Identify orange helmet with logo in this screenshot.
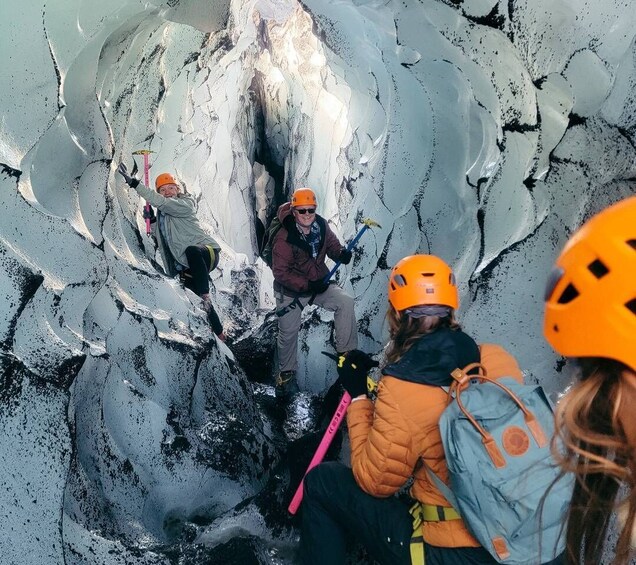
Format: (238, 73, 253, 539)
(291, 188, 317, 208)
(155, 173, 177, 191)
(543, 196, 636, 371)
(388, 254, 459, 311)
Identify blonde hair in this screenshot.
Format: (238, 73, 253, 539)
(552, 359, 636, 564)
(384, 306, 459, 365)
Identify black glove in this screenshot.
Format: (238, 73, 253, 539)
(142, 206, 156, 223)
(339, 248, 352, 265)
(337, 350, 379, 398)
(117, 162, 140, 188)
(308, 278, 330, 294)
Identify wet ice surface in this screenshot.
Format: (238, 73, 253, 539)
(1, 0, 635, 563)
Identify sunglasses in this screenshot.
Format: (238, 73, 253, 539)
(295, 208, 316, 215)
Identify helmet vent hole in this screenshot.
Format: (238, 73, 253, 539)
(544, 266, 564, 301)
(627, 239, 636, 250)
(557, 283, 579, 304)
(626, 299, 636, 315)
(393, 274, 407, 287)
(587, 259, 609, 279)
(421, 272, 434, 277)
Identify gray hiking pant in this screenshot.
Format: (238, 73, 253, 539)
(275, 284, 358, 373)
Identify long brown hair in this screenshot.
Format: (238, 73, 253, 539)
(552, 358, 636, 564)
(384, 306, 460, 364)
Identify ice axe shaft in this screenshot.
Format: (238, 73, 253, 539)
(132, 149, 154, 235)
(307, 218, 381, 307)
(325, 218, 381, 282)
(288, 388, 351, 515)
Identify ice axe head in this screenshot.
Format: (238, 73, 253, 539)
(321, 351, 339, 362)
(361, 218, 381, 229)
(342, 217, 381, 253)
(321, 351, 377, 395)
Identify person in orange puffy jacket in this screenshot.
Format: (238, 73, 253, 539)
(300, 254, 563, 565)
(544, 196, 636, 565)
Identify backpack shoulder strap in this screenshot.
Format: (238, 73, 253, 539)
(420, 379, 467, 511)
(422, 461, 460, 510)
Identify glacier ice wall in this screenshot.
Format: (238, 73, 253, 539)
(0, 0, 635, 563)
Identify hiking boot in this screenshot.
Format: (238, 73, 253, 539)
(275, 370, 300, 401)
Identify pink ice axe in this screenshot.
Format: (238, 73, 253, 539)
(288, 350, 372, 515)
(288, 365, 351, 515)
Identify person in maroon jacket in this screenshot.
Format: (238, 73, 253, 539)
(271, 187, 358, 400)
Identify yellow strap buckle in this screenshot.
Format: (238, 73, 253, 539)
(420, 503, 461, 522)
(409, 501, 424, 530)
(408, 501, 460, 565)
(410, 501, 460, 527)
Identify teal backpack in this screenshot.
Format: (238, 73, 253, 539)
(425, 363, 573, 564)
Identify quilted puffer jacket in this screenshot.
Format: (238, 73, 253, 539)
(347, 331, 523, 548)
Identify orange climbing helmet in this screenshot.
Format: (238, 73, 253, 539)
(155, 172, 177, 191)
(543, 195, 636, 371)
(388, 254, 459, 311)
(291, 188, 317, 208)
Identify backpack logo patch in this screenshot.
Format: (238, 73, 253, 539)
(502, 426, 530, 457)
